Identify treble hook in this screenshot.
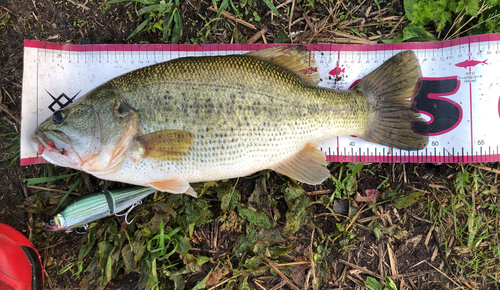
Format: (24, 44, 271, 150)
(72, 224, 89, 234)
(115, 201, 143, 224)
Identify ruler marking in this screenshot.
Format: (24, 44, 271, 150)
(468, 41, 474, 153)
(469, 82, 474, 151)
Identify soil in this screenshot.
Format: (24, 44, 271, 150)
(0, 0, 498, 289)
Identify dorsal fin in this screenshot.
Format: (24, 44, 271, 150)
(245, 46, 320, 86)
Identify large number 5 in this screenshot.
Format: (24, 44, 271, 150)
(412, 77, 462, 136)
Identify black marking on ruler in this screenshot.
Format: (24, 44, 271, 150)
(443, 147, 446, 163)
(46, 90, 80, 112)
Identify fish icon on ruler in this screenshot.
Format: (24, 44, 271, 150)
(329, 67, 345, 75)
(455, 59, 488, 69)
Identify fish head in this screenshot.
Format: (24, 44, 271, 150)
(46, 213, 67, 231)
(31, 88, 139, 173)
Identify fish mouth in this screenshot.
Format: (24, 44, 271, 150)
(46, 224, 63, 231)
(31, 129, 71, 157)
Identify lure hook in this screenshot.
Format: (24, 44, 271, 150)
(72, 224, 89, 234)
(115, 201, 142, 224)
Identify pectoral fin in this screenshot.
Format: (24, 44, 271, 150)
(270, 143, 330, 185)
(135, 129, 195, 161)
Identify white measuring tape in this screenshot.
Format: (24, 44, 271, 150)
(21, 34, 500, 165)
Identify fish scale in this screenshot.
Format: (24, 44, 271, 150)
(104, 55, 369, 181)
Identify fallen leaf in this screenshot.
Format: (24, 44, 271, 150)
(205, 267, 230, 287)
(355, 189, 381, 203)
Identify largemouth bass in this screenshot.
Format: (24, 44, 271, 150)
(31, 46, 427, 197)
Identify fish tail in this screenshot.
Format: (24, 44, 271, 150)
(355, 51, 428, 150)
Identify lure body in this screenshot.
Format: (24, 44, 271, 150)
(47, 186, 156, 231)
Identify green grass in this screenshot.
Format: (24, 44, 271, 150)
(424, 165, 500, 288)
(0, 131, 19, 170)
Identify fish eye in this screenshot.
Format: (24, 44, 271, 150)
(53, 111, 65, 124)
(49, 217, 56, 226)
(114, 100, 132, 120)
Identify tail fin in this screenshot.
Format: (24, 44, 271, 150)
(355, 51, 428, 150)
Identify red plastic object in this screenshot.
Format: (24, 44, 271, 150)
(0, 223, 44, 290)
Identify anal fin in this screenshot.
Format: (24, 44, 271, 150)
(270, 143, 330, 185)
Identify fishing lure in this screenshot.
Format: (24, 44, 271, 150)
(47, 186, 156, 232)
